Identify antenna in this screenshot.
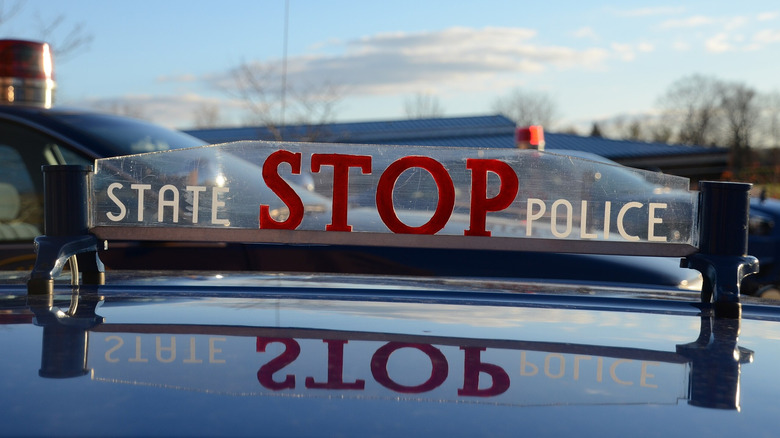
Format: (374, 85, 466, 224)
(280, 0, 289, 140)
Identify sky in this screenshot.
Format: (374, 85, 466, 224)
(2, 0, 779, 131)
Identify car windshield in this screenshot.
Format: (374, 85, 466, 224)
(49, 112, 208, 155)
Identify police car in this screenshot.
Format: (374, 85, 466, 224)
(1, 138, 777, 436)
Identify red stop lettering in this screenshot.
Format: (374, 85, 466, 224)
(370, 342, 448, 393)
(256, 337, 301, 390)
(259, 150, 305, 230)
(311, 154, 372, 232)
(465, 159, 519, 236)
(458, 346, 510, 397)
(376, 156, 455, 234)
(304, 339, 365, 390)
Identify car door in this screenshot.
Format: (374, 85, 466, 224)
(0, 118, 91, 269)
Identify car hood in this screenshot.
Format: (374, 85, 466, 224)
(1, 271, 779, 436)
(751, 196, 780, 215)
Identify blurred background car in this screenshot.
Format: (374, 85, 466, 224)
(745, 194, 780, 298)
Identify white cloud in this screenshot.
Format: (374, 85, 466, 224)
(660, 15, 715, 29)
(658, 13, 779, 53)
(84, 26, 621, 128)
(706, 33, 732, 53)
(68, 24, 711, 128)
(572, 26, 599, 40)
(610, 43, 636, 61)
(754, 29, 780, 44)
(696, 26, 780, 53)
(612, 7, 686, 17)
(607, 42, 654, 62)
(156, 74, 198, 83)
(757, 11, 779, 21)
(227, 27, 614, 96)
(724, 16, 748, 31)
(637, 43, 655, 53)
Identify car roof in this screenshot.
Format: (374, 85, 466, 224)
(1, 271, 779, 436)
(0, 104, 206, 158)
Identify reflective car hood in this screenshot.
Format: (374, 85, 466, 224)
(751, 196, 780, 215)
(1, 272, 779, 436)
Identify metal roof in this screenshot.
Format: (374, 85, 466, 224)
(546, 132, 726, 159)
(185, 114, 726, 160)
(186, 115, 514, 145)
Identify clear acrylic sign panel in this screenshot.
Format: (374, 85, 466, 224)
(90, 141, 699, 256)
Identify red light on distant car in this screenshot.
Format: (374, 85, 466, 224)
(515, 125, 545, 151)
(0, 39, 56, 107)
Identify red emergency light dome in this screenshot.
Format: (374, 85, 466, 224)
(0, 39, 56, 108)
(515, 125, 545, 151)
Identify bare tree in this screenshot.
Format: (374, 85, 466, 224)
(192, 103, 222, 128)
(658, 74, 765, 176)
(287, 80, 342, 130)
(758, 91, 780, 148)
(0, 1, 23, 26)
(0, 2, 92, 61)
(404, 93, 444, 119)
(595, 114, 675, 143)
(626, 120, 644, 141)
(589, 122, 603, 137)
(719, 81, 759, 173)
(492, 89, 558, 128)
(227, 60, 343, 140)
(557, 125, 581, 135)
(657, 74, 721, 146)
(33, 12, 93, 61)
(599, 115, 641, 140)
(648, 123, 674, 144)
(94, 100, 149, 120)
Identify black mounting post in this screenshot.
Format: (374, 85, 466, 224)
(682, 181, 758, 318)
(676, 313, 752, 410)
(27, 165, 105, 295)
(30, 291, 104, 378)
